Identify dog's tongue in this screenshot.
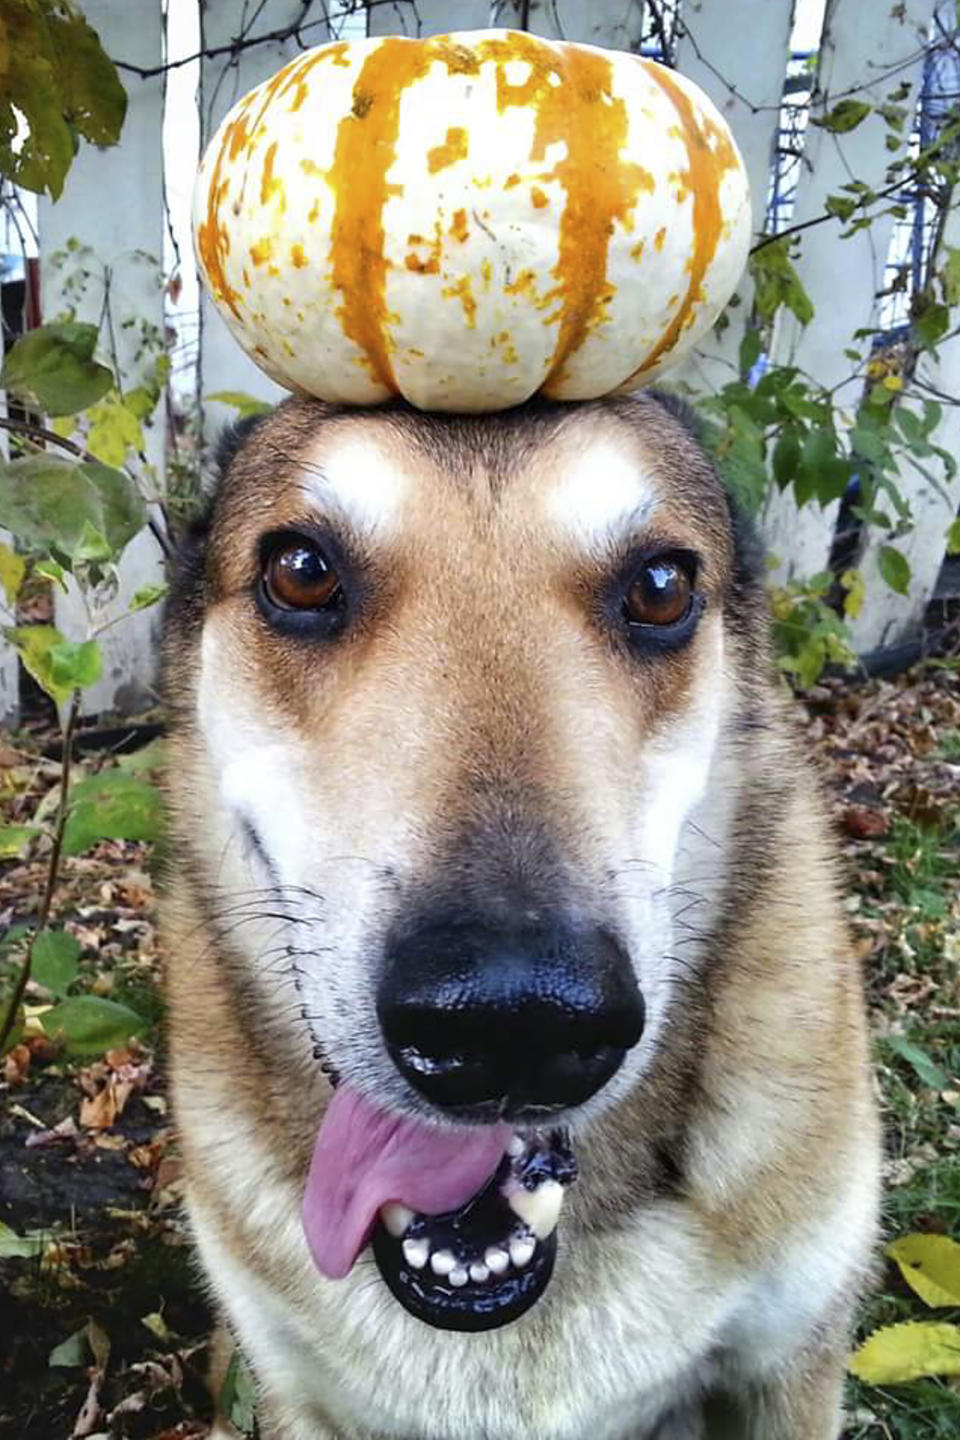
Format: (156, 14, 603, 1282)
(302, 1085, 510, 1279)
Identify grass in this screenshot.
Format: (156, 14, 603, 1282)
(844, 802, 960, 1438)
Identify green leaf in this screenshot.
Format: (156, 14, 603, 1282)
(129, 582, 168, 612)
(825, 192, 858, 222)
(0, 0, 126, 199)
(912, 299, 950, 350)
(44, 5, 127, 147)
(0, 322, 113, 415)
(48, 638, 102, 692)
(738, 328, 762, 377)
(0, 1220, 46, 1260)
(887, 1234, 960, 1309)
(4, 624, 74, 704)
(878, 545, 911, 597)
(941, 246, 960, 306)
(116, 737, 166, 777)
(48, 1326, 88, 1369)
(772, 428, 802, 489)
(848, 1321, 960, 1384)
(947, 518, 960, 556)
(62, 772, 163, 856)
(749, 240, 814, 326)
(0, 823, 40, 860)
(206, 391, 273, 420)
(34, 558, 68, 593)
(40, 995, 146, 1055)
(811, 99, 873, 134)
(0, 921, 30, 957)
(31, 930, 81, 999)
(881, 1032, 947, 1089)
(0, 454, 146, 562)
(0, 541, 25, 604)
(220, 1348, 257, 1437)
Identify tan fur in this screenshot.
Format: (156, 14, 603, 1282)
(162, 395, 879, 1440)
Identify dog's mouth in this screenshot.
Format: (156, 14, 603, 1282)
(301, 1085, 578, 1332)
(372, 1130, 577, 1331)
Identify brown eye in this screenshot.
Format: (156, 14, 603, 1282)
(263, 539, 341, 611)
(624, 555, 693, 627)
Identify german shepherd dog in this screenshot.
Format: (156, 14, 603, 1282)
(162, 393, 880, 1440)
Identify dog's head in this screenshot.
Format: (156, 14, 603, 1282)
(164, 393, 770, 1330)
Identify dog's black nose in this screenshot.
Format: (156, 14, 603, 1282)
(377, 922, 644, 1117)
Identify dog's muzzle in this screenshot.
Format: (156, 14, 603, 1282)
(364, 919, 644, 1330)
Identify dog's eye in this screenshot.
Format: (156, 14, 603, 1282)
(624, 555, 694, 628)
(263, 539, 341, 611)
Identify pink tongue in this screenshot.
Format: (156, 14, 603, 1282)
(302, 1085, 510, 1279)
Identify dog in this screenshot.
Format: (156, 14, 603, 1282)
(161, 392, 880, 1440)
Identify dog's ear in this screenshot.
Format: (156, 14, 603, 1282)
(645, 388, 704, 443)
(163, 413, 272, 641)
(214, 410, 273, 477)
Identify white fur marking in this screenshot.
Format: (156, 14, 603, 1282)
(546, 440, 656, 549)
(300, 432, 407, 538)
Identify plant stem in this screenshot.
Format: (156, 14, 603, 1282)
(0, 688, 81, 1054)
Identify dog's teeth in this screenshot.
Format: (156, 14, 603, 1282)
(507, 1134, 525, 1158)
(485, 1246, 509, 1275)
(469, 1262, 490, 1283)
(381, 1202, 415, 1238)
(505, 1178, 565, 1239)
(402, 1237, 429, 1270)
(449, 1266, 469, 1287)
(430, 1249, 456, 1277)
(509, 1236, 536, 1269)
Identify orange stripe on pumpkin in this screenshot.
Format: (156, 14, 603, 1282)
(477, 33, 654, 393)
(327, 39, 431, 391)
(626, 65, 739, 383)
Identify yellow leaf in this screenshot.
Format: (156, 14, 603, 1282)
(882, 374, 903, 392)
(840, 568, 865, 620)
(848, 1321, 960, 1384)
(887, 1233, 960, 1308)
(0, 542, 26, 604)
(85, 391, 144, 466)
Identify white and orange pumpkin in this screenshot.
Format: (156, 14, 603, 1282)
(193, 29, 750, 412)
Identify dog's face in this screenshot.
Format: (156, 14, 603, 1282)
(166, 393, 767, 1331)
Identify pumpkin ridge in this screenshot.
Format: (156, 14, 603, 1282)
(628, 63, 739, 383)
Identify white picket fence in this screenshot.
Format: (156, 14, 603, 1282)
(0, 0, 957, 719)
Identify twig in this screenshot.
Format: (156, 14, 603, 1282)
(0, 416, 85, 457)
(0, 689, 82, 1054)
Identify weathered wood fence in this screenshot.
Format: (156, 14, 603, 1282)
(0, 0, 957, 718)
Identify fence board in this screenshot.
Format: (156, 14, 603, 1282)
(367, 0, 489, 34)
(850, 191, 960, 652)
(37, 0, 167, 716)
(198, 1, 316, 438)
(671, 0, 793, 394)
(762, 0, 932, 585)
(369, 1, 644, 46)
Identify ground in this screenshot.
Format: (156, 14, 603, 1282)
(0, 667, 958, 1439)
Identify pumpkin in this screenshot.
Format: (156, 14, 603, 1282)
(193, 29, 750, 413)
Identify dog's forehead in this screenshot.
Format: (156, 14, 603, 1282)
(258, 401, 684, 546)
